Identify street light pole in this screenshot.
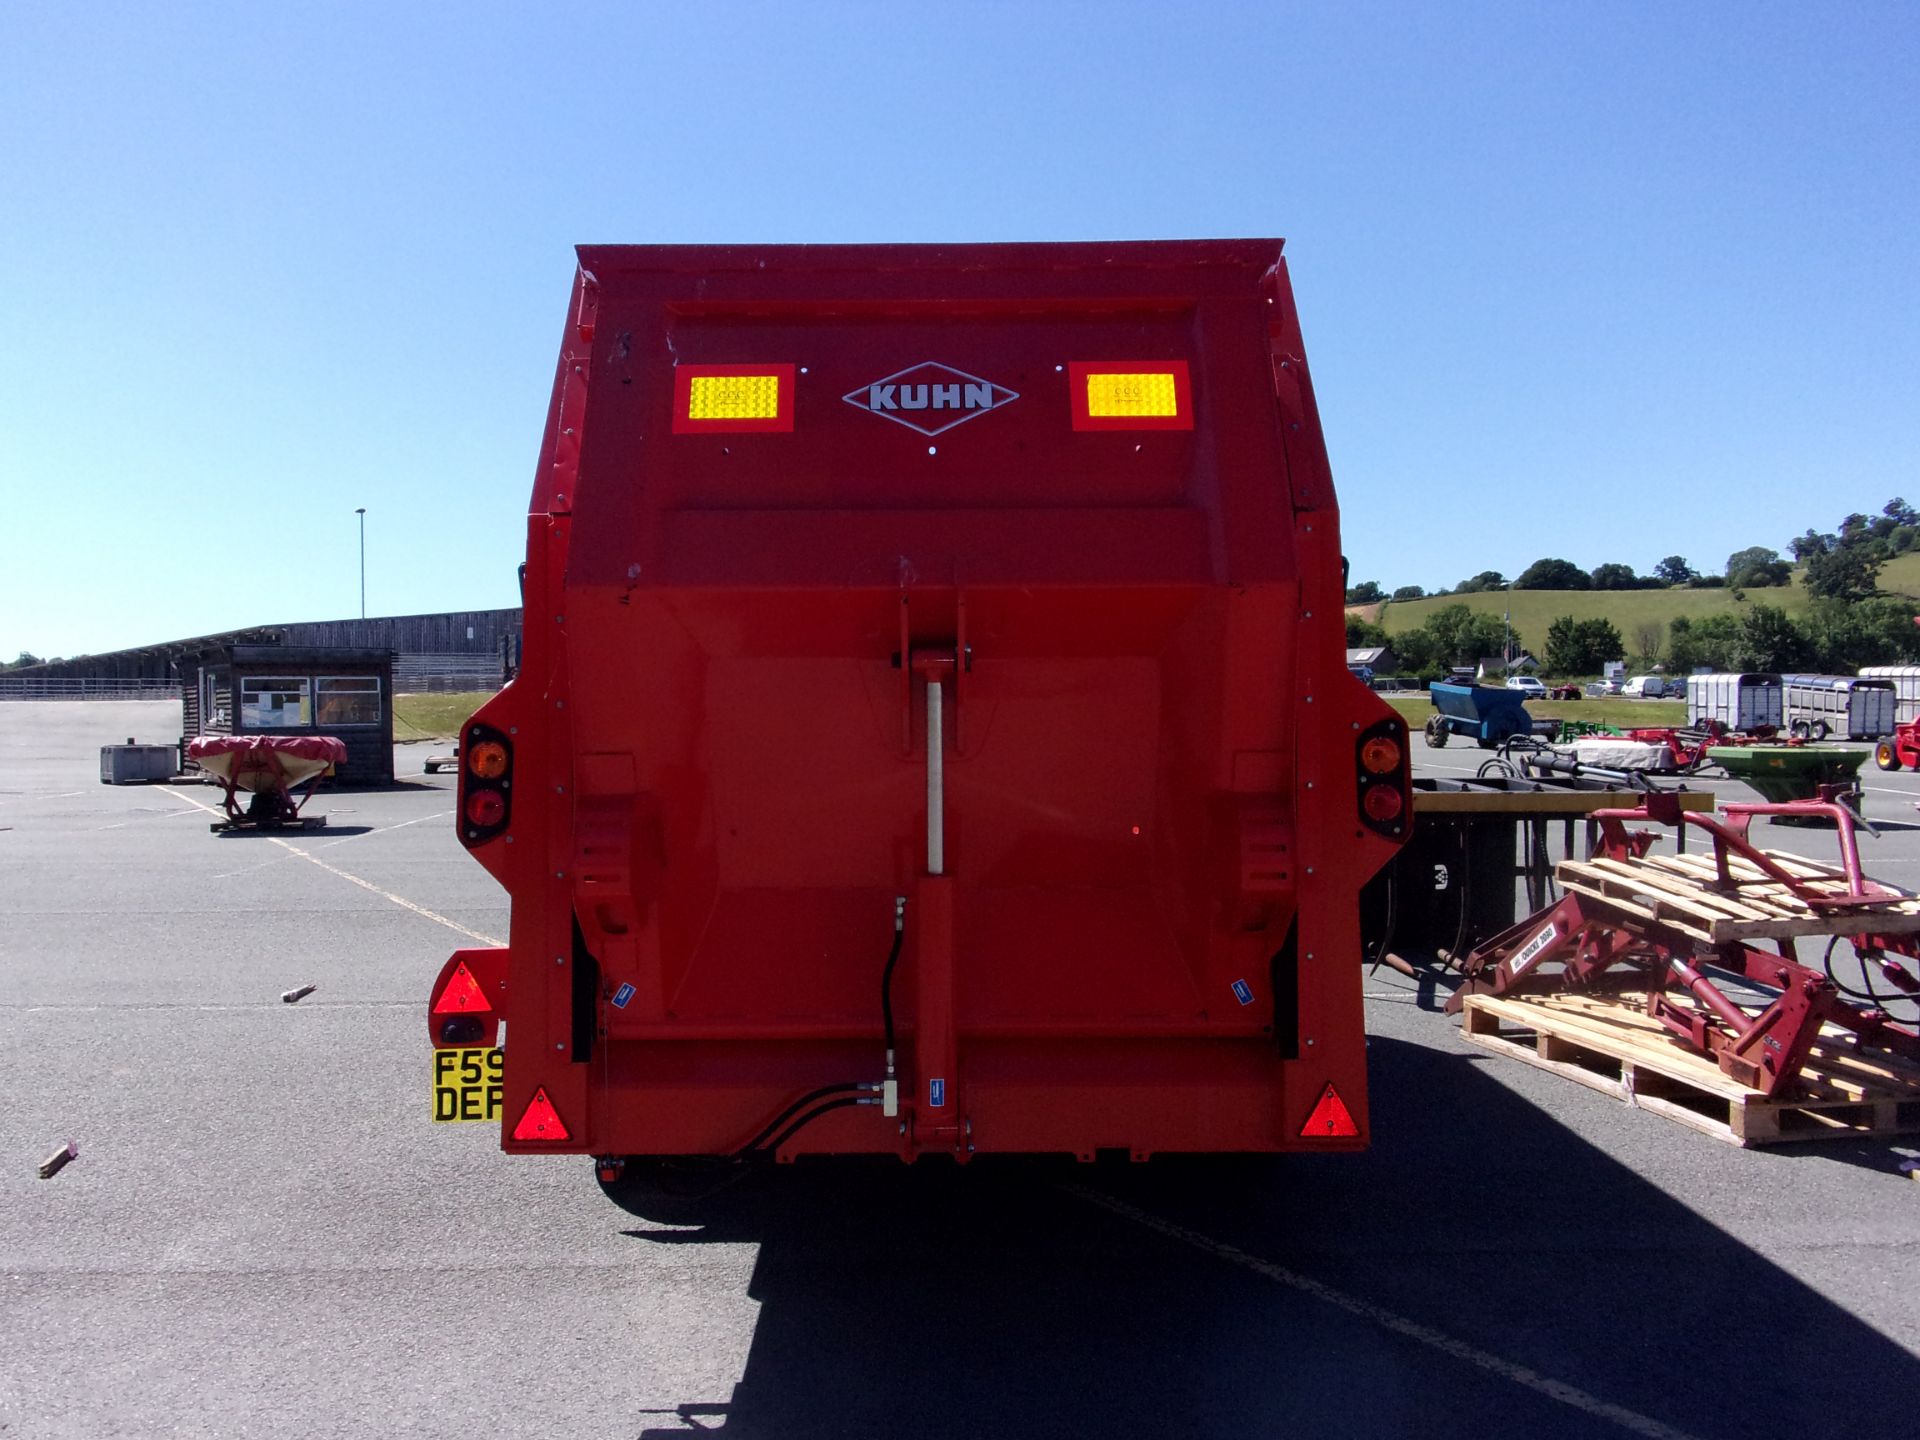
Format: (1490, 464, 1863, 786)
(355, 508, 367, 620)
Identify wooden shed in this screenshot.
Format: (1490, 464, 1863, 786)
(180, 644, 396, 786)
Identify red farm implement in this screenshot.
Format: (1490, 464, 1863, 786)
(1619, 725, 1724, 774)
(427, 241, 1410, 1189)
(1445, 790, 1920, 1105)
(1613, 721, 1800, 776)
(1874, 719, 1920, 773)
(187, 735, 346, 833)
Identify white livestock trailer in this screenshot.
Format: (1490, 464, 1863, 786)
(1686, 672, 1783, 731)
(1857, 665, 1920, 724)
(1781, 674, 1897, 741)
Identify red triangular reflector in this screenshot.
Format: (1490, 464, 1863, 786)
(1300, 1083, 1359, 1138)
(432, 961, 489, 1014)
(512, 1087, 570, 1142)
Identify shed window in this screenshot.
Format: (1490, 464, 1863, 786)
(241, 676, 311, 728)
(317, 675, 382, 727)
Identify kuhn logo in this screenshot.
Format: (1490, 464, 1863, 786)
(843, 361, 1018, 437)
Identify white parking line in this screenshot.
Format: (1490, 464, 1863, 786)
(313, 809, 454, 849)
(211, 809, 459, 877)
(99, 806, 205, 830)
(1068, 1188, 1704, 1440)
(7, 1000, 419, 1012)
(163, 789, 503, 947)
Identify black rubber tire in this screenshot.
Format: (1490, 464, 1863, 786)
(595, 1156, 754, 1220)
(1481, 723, 1521, 751)
(1791, 720, 1812, 741)
(1877, 742, 1902, 772)
(1424, 717, 1449, 749)
(1813, 720, 1831, 741)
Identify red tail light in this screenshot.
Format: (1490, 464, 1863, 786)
(465, 790, 506, 827)
(1355, 718, 1410, 838)
(459, 723, 513, 847)
(1363, 785, 1404, 823)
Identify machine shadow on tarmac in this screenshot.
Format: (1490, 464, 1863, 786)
(611, 1035, 1920, 1440)
(211, 824, 377, 840)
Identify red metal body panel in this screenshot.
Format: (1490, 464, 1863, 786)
(1877, 720, 1920, 771)
(437, 241, 1408, 1164)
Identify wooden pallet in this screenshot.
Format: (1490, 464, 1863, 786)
(1555, 849, 1920, 944)
(1458, 990, 1920, 1146)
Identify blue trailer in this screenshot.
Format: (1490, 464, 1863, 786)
(1424, 682, 1558, 749)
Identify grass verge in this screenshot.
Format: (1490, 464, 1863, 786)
(1368, 552, 1920, 647)
(392, 691, 496, 743)
(1386, 696, 1687, 731)
(396, 690, 1689, 744)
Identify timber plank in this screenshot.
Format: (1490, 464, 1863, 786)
(1458, 991, 1920, 1148)
(1577, 858, 1769, 921)
(1558, 878, 1713, 942)
(1553, 855, 1920, 942)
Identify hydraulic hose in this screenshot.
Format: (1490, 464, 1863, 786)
(1822, 937, 1920, 1024)
(1438, 826, 1474, 973)
(1364, 865, 1399, 974)
(881, 896, 906, 1079)
(752, 1096, 876, 1156)
(733, 901, 908, 1160)
(737, 1084, 867, 1155)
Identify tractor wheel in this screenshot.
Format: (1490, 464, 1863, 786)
(1424, 717, 1449, 748)
(1877, 742, 1903, 772)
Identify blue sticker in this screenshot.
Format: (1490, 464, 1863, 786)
(1231, 979, 1254, 1006)
(610, 983, 635, 1010)
(929, 1077, 946, 1108)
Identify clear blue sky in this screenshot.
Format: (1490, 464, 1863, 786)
(2, 2, 1915, 659)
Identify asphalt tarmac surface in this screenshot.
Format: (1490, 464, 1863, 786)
(3, 702, 1917, 1438)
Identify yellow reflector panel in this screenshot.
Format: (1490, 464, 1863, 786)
(688, 373, 781, 420)
(1085, 372, 1179, 418)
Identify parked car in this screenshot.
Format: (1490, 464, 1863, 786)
(1505, 676, 1548, 699)
(1586, 678, 1624, 697)
(1622, 675, 1667, 698)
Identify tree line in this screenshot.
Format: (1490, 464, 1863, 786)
(1345, 498, 1920, 681)
(1348, 597, 1920, 683)
(1346, 498, 1920, 606)
(1347, 606, 1524, 679)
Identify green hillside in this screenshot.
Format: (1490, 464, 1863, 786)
(1374, 553, 1920, 643)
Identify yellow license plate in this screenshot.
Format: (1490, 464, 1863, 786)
(432, 1047, 503, 1123)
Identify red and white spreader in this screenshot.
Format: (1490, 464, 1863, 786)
(426, 241, 1411, 1191)
(187, 734, 346, 833)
